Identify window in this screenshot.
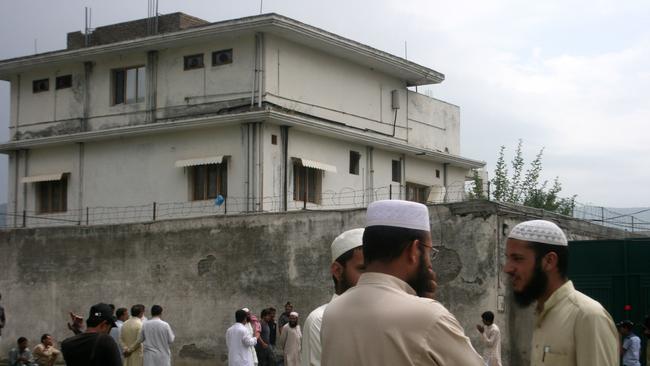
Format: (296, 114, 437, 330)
(392, 160, 401, 183)
(191, 163, 228, 201)
(406, 182, 430, 204)
(349, 151, 360, 175)
(56, 75, 72, 89)
(271, 135, 278, 145)
(435, 169, 441, 179)
(184, 54, 204, 70)
(38, 176, 68, 213)
(212, 49, 233, 66)
(293, 163, 322, 204)
(112, 66, 146, 105)
(33, 78, 49, 93)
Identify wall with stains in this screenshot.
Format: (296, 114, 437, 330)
(0, 201, 627, 365)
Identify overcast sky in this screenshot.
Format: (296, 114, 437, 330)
(1, 0, 649, 207)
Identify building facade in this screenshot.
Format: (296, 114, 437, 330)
(0, 13, 484, 227)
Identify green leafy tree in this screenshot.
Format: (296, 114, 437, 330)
(491, 146, 509, 201)
(467, 169, 486, 199)
(485, 140, 576, 215)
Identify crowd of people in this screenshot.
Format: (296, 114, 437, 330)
(3, 302, 174, 366)
(2, 199, 650, 366)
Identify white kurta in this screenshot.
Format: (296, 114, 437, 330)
(481, 324, 502, 366)
(301, 295, 337, 366)
(226, 322, 258, 366)
(245, 322, 259, 365)
(279, 324, 302, 366)
(136, 317, 175, 366)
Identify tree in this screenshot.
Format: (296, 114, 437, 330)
(471, 140, 576, 215)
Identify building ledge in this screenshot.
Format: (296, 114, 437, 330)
(0, 107, 483, 169)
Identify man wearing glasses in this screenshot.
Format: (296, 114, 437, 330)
(321, 199, 483, 366)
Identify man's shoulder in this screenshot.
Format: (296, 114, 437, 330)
(567, 289, 610, 316)
(304, 303, 328, 327)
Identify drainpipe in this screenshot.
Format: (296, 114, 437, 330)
(13, 151, 19, 227)
(365, 146, 374, 205)
(257, 122, 264, 211)
(77, 143, 85, 224)
(146, 51, 158, 123)
(443, 163, 449, 202)
(252, 32, 265, 108)
(251, 35, 258, 106)
(280, 126, 290, 211)
(83, 62, 93, 131)
(22, 149, 29, 220)
(15, 74, 21, 140)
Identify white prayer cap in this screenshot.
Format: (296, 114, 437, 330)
(241, 308, 250, 313)
(331, 228, 364, 263)
(289, 312, 299, 317)
(508, 220, 568, 246)
(366, 200, 430, 232)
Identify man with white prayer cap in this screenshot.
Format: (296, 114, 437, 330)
(503, 219, 618, 366)
(301, 228, 365, 366)
(279, 312, 302, 366)
(321, 200, 484, 366)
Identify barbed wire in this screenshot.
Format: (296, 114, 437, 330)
(0, 185, 469, 229)
(2, 184, 648, 232)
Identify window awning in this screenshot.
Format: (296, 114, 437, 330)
(296, 158, 337, 173)
(21, 173, 66, 183)
(175, 156, 224, 168)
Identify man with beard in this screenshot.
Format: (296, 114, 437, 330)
(279, 312, 301, 366)
(503, 219, 618, 366)
(301, 228, 365, 366)
(321, 200, 483, 366)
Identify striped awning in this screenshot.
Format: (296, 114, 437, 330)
(175, 156, 224, 168)
(296, 158, 337, 173)
(21, 173, 66, 183)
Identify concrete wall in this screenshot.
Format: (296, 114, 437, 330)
(0, 201, 628, 366)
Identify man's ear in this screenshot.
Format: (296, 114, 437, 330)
(406, 239, 419, 264)
(331, 261, 344, 282)
(542, 251, 559, 273)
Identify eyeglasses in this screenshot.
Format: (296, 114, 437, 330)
(418, 241, 439, 260)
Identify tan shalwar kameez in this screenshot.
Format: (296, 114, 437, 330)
(530, 281, 618, 366)
(279, 323, 302, 366)
(321, 272, 484, 366)
(121, 317, 144, 366)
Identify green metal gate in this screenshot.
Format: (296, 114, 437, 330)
(569, 238, 650, 365)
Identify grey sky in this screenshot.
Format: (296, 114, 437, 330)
(1, 0, 649, 207)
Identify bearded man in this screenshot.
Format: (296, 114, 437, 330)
(279, 312, 301, 366)
(321, 200, 483, 366)
(301, 228, 365, 366)
(504, 219, 618, 366)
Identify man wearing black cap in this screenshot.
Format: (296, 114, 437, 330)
(618, 320, 641, 366)
(61, 303, 122, 366)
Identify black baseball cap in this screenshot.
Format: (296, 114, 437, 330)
(88, 303, 117, 328)
(616, 320, 634, 329)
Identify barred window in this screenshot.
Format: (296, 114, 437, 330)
(293, 163, 322, 204)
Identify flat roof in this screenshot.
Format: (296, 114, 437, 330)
(0, 13, 444, 86)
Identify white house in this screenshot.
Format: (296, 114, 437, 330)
(0, 13, 484, 227)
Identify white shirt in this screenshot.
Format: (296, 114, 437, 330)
(622, 334, 641, 366)
(110, 319, 125, 346)
(480, 323, 502, 366)
(226, 322, 257, 366)
(301, 294, 337, 366)
(138, 317, 175, 366)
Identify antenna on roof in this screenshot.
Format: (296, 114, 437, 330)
(404, 41, 407, 60)
(84, 7, 93, 47)
(147, 0, 160, 35)
(34, 39, 38, 54)
(260, 0, 264, 14)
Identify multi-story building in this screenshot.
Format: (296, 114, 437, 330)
(0, 12, 484, 227)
